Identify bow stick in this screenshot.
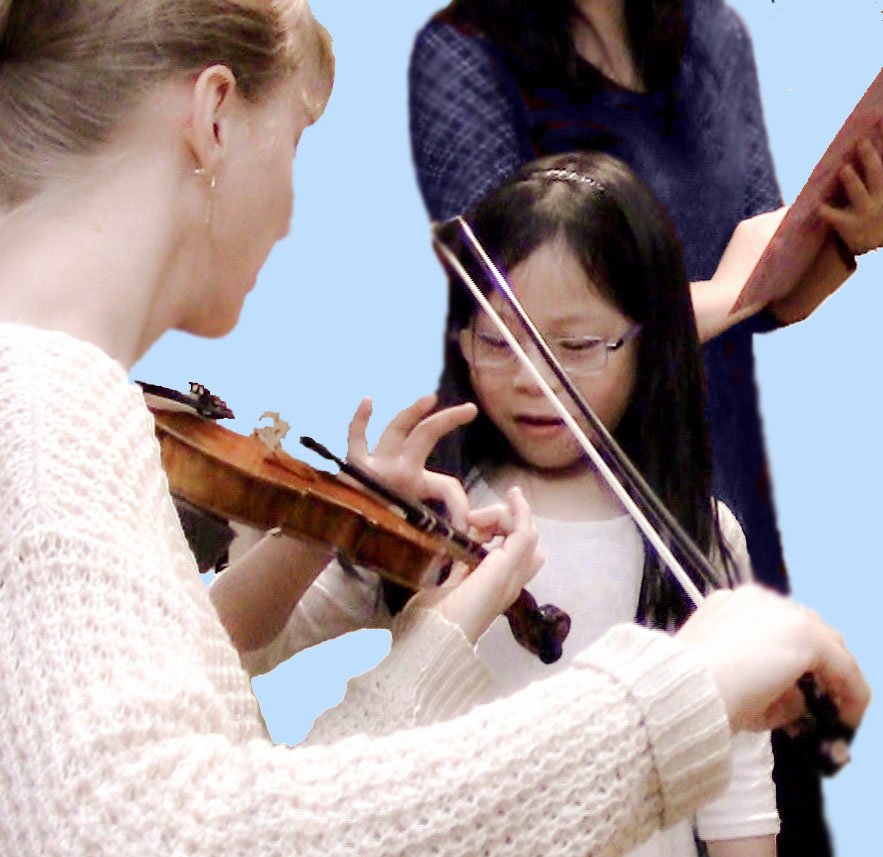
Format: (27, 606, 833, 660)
(433, 215, 854, 775)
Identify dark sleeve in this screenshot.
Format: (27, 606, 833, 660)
(408, 21, 528, 221)
(727, 9, 783, 221)
(723, 6, 784, 335)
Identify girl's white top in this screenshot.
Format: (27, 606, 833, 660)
(468, 477, 779, 853)
(248, 463, 778, 854)
(1, 323, 735, 856)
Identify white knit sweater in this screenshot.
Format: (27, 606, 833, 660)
(0, 323, 733, 857)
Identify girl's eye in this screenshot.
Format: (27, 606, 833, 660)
(476, 332, 509, 351)
(558, 336, 602, 353)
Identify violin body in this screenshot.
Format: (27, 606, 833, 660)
(147, 396, 570, 663)
(152, 410, 451, 589)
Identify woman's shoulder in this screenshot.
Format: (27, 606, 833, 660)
(0, 323, 165, 535)
(688, 0, 756, 62)
(412, 12, 491, 61)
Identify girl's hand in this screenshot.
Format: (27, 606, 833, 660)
(677, 585, 869, 735)
(819, 134, 883, 256)
(413, 487, 543, 644)
(347, 395, 477, 530)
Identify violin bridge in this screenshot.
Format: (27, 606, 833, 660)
(253, 411, 290, 455)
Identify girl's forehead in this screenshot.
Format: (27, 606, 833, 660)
(494, 241, 627, 327)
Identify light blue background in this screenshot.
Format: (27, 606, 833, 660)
(133, 2, 881, 853)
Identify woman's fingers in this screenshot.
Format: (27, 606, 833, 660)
(819, 134, 883, 255)
(857, 135, 883, 196)
(489, 487, 544, 583)
(677, 585, 870, 736)
(808, 630, 870, 731)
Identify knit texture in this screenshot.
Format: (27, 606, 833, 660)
(408, 0, 787, 593)
(257, 492, 776, 856)
(0, 323, 733, 856)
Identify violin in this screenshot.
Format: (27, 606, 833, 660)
(140, 382, 571, 664)
(433, 215, 855, 776)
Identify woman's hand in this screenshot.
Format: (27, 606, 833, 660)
(677, 584, 869, 735)
(819, 134, 883, 256)
(410, 486, 543, 644)
(693, 207, 787, 342)
(347, 395, 477, 529)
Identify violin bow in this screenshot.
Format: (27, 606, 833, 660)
(433, 215, 854, 776)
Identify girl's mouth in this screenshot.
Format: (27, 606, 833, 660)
(514, 414, 567, 436)
(516, 414, 563, 426)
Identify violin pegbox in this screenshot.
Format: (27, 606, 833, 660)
(137, 381, 234, 420)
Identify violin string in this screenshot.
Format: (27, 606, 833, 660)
(300, 437, 566, 661)
(300, 436, 486, 565)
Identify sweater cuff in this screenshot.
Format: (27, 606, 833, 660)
(386, 605, 495, 724)
(576, 625, 732, 827)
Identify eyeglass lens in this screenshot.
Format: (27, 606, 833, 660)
(469, 326, 611, 374)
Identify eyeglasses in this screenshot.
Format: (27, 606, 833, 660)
(459, 322, 641, 376)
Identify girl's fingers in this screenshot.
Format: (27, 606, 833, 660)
(346, 397, 373, 463)
(466, 501, 516, 540)
(395, 402, 478, 466)
(346, 396, 477, 529)
(373, 394, 438, 451)
(422, 471, 471, 531)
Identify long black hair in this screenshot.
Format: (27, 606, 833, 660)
(438, 0, 687, 92)
(428, 151, 733, 629)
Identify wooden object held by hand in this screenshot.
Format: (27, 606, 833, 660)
(733, 68, 883, 322)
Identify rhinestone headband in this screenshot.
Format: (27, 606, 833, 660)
(535, 168, 604, 191)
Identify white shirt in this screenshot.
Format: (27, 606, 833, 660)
(468, 475, 779, 855)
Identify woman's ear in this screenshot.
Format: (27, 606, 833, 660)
(187, 64, 238, 174)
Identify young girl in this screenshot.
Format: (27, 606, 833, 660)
(425, 150, 776, 857)
(238, 150, 777, 857)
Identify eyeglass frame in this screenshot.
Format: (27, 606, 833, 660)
(457, 320, 642, 377)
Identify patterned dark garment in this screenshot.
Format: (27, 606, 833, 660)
(408, 2, 831, 854)
(410, 3, 785, 589)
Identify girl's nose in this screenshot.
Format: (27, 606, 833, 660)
(511, 340, 562, 393)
